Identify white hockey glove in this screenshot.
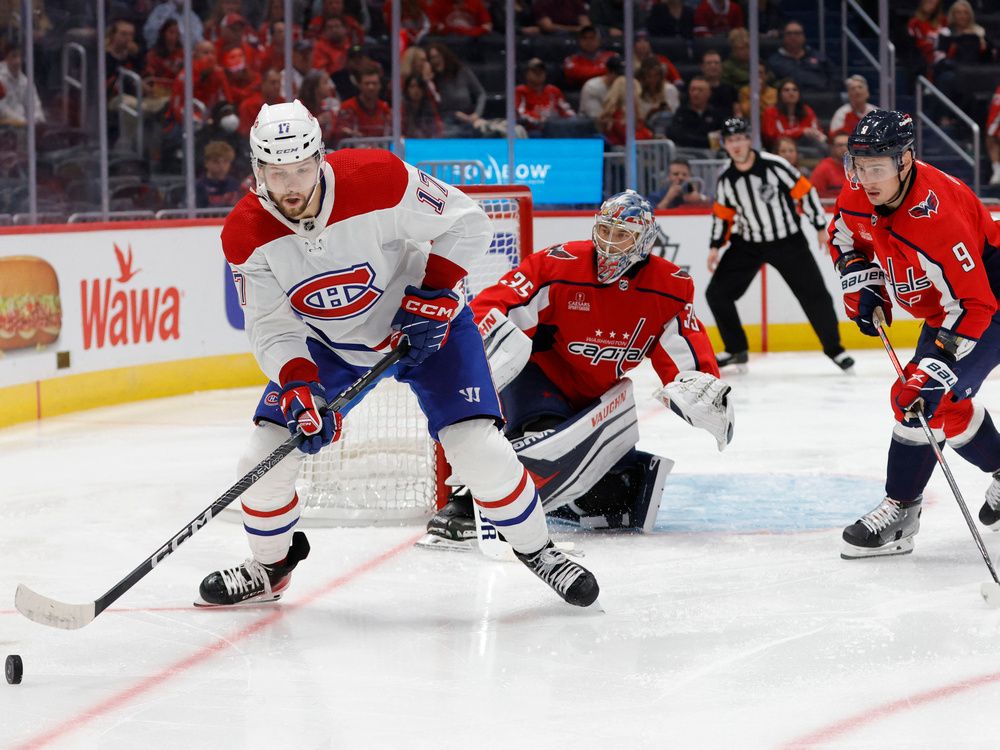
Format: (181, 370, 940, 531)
(654, 371, 734, 451)
(479, 308, 532, 391)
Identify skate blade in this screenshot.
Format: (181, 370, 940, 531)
(840, 536, 915, 559)
(414, 534, 476, 553)
(981, 582, 1000, 608)
(193, 592, 283, 608)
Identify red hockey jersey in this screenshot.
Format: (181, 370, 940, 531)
(470, 240, 719, 408)
(828, 162, 1000, 340)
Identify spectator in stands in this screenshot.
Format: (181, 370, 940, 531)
(762, 78, 825, 150)
(216, 14, 258, 72)
(563, 26, 615, 89)
(334, 63, 390, 143)
(651, 159, 710, 209)
(808, 130, 848, 198)
(767, 20, 832, 91)
(105, 18, 143, 101)
(400, 46, 438, 101)
(425, 0, 493, 37)
(987, 85, 1000, 185)
(169, 40, 231, 126)
(589, 0, 631, 38)
(221, 47, 260, 106)
(693, 0, 745, 38)
(333, 45, 381, 101)
(701, 49, 738, 117)
(0, 43, 44, 126)
(308, 0, 365, 46)
(299, 69, 340, 143)
(402, 74, 443, 137)
(599, 74, 653, 146)
(637, 57, 680, 136)
(533, 0, 590, 35)
(647, 0, 694, 38)
(384, 0, 431, 47)
(281, 38, 314, 96)
(634, 30, 682, 87)
(257, 21, 292, 75)
(939, 0, 993, 64)
(828, 74, 876, 138)
(196, 140, 242, 208)
(515, 58, 574, 134)
(667, 75, 725, 152)
(205, 0, 257, 44)
(908, 0, 946, 75)
(145, 18, 183, 85)
(258, 0, 304, 46)
(426, 40, 485, 135)
(238, 67, 284, 135)
(722, 27, 750, 88)
(312, 15, 351, 74)
(737, 62, 777, 117)
(144, 0, 204, 49)
(773, 135, 805, 175)
(580, 53, 623, 121)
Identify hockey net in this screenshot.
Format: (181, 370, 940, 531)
(295, 185, 533, 526)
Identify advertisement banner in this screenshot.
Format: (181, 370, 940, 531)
(401, 138, 604, 205)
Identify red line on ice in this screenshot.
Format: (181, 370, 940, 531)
(780, 670, 1000, 748)
(12, 532, 423, 750)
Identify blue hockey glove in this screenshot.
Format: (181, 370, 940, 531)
(839, 255, 892, 337)
(390, 285, 461, 366)
(279, 381, 342, 454)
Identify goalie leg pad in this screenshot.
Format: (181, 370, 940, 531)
(479, 308, 533, 392)
(512, 378, 641, 511)
(567, 451, 672, 532)
(438, 418, 548, 554)
(237, 422, 305, 565)
(499, 361, 576, 439)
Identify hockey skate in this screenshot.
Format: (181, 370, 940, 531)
(978, 469, 1000, 530)
(830, 352, 856, 373)
(841, 497, 921, 559)
(716, 350, 748, 373)
(515, 540, 600, 606)
(425, 487, 476, 541)
(196, 531, 310, 607)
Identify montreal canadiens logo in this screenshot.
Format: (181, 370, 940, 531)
(288, 263, 383, 320)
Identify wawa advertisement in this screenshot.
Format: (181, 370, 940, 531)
(0, 224, 247, 388)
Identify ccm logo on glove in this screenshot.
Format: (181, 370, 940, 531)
(402, 298, 457, 320)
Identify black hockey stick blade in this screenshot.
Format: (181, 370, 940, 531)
(14, 345, 408, 630)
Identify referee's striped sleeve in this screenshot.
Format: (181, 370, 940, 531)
(710, 197, 736, 249)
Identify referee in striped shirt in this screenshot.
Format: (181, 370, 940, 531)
(705, 118, 854, 372)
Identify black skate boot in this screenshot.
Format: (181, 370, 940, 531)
(841, 497, 921, 559)
(978, 469, 1000, 530)
(196, 531, 310, 607)
(716, 350, 748, 372)
(515, 540, 600, 607)
(830, 351, 856, 373)
(426, 487, 476, 541)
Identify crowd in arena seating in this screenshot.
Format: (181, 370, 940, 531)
(0, 0, 998, 217)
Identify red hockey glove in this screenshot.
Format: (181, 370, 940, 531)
(389, 285, 461, 366)
(839, 254, 892, 337)
(279, 381, 343, 454)
(894, 356, 958, 422)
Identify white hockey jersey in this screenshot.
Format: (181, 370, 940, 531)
(221, 150, 493, 384)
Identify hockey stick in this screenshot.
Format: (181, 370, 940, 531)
(872, 309, 1000, 606)
(14, 344, 408, 630)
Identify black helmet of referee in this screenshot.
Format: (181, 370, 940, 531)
(721, 117, 749, 138)
(847, 110, 914, 166)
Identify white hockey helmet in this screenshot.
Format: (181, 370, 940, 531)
(249, 100, 324, 202)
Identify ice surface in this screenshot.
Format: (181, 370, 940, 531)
(4, 351, 1000, 749)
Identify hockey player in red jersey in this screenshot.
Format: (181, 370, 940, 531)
(201, 100, 599, 607)
(426, 190, 735, 542)
(830, 110, 1000, 559)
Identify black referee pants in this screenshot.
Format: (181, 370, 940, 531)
(705, 232, 844, 358)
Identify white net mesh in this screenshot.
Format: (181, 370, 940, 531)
(295, 189, 528, 525)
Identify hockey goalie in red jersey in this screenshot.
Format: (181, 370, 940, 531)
(829, 109, 1000, 559)
(426, 190, 735, 543)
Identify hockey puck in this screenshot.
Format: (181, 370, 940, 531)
(5, 654, 22, 684)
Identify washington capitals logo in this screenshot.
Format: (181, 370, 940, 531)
(908, 190, 939, 220)
(545, 244, 575, 260)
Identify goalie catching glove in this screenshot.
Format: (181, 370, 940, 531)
(655, 371, 734, 451)
(390, 286, 461, 366)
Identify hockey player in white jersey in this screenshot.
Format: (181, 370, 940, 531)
(199, 100, 599, 607)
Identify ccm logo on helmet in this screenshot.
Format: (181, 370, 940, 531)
(288, 264, 384, 320)
(403, 298, 456, 319)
